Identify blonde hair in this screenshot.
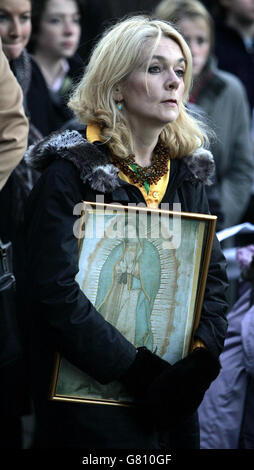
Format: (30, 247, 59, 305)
(68, 15, 208, 159)
(154, 0, 214, 50)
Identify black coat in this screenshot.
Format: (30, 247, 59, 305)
(26, 55, 84, 137)
(214, 21, 254, 112)
(24, 130, 228, 448)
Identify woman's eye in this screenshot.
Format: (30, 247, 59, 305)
(73, 15, 81, 24)
(49, 17, 61, 24)
(197, 37, 207, 45)
(175, 69, 184, 78)
(148, 65, 161, 74)
(0, 13, 7, 22)
(20, 14, 31, 23)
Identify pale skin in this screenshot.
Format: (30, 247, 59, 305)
(114, 36, 186, 168)
(177, 17, 210, 78)
(0, 0, 31, 61)
(32, 0, 81, 88)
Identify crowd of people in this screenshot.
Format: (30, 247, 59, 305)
(0, 0, 254, 451)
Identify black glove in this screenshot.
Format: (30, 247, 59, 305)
(139, 347, 221, 426)
(120, 347, 221, 427)
(120, 346, 172, 398)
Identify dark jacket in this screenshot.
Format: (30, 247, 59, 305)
(0, 49, 41, 308)
(214, 21, 254, 112)
(0, 49, 41, 419)
(24, 129, 229, 448)
(26, 55, 84, 137)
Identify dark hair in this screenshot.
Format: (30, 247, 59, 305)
(28, 0, 85, 53)
(210, 1, 228, 20)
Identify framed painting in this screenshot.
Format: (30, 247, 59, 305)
(50, 201, 217, 406)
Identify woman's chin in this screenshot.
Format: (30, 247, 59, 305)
(3, 44, 24, 61)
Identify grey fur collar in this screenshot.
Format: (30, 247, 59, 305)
(25, 129, 215, 193)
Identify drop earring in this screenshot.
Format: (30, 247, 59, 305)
(117, 102, 123, 111)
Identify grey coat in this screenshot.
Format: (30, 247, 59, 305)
(194, 61, 254, 228)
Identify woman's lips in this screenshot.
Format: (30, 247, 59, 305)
(62, 42, 75, 48)
(162, 99, 177, 106)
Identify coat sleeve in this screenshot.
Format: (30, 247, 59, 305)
(182, 181, 229, 358)
(25, 161, 136, 384)
(0, 38, 28, 190)
(194, 233, 229, 357)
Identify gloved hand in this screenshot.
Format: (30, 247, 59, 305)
(141, 347, 221, 426)
(120, 346, 221, 427)
(120, 346, 172, 398)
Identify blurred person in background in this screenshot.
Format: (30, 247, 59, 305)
(0, 0, 41, 448)
(0, 36, 28, 449)
(212, 0, 254, 117)
(27, 0, 85, 137)
(198, 245, 254, 448)
(154, 0, 254, 230)
(212, 0, 254, 228)
(0, 0, 39, 295)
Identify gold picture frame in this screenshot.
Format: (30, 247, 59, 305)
(50, 201, 216, 407)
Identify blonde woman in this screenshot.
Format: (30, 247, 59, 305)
(25, 16, 228, 449)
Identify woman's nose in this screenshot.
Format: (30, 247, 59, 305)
(63, 20, 75, 35)
(166, 70, 181, 89)
(9, 19, 22, 37)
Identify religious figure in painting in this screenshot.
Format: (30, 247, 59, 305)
(95, 232, 161, 350)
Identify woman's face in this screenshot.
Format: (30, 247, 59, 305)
(177, 17, 210, 77)
(118, 36, 186, 133)
(35, 0, 81, 59)
(0, 0, 31, 60)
